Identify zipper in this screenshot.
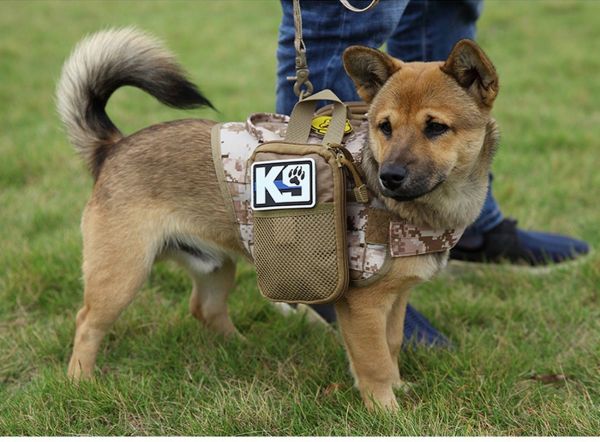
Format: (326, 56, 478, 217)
(327, 144, 369, 204)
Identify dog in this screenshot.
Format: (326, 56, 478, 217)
(57, 28, 499, 410)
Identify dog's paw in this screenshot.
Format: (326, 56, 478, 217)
(393, 379, 415, 394)
(363, 391, 399, 412)
(361, 385, 399, 412)
(228, 329, 247, 342)
(67, 357, 94, 382)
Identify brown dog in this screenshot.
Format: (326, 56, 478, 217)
(57, 28, 499, 410)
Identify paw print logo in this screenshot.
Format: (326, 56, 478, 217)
(288, 166, 306, 186)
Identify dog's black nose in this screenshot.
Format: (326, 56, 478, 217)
(379, 164, 407, 191)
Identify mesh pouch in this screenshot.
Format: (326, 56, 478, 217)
(249, 90, 350, 304)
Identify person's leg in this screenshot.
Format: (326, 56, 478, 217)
(277, 0, 408, 324)
(276, 0, 409, 115)
(277, 0, 408, 325)
(387, 0, 482, 62)
(277, 1, 450, 346)
(388, 0, 589, 265)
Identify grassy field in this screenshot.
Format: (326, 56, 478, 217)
(1, 0, 599, 436)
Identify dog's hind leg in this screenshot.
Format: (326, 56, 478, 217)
(68, 207, 156, 380)
(171, 250, 240, 338)
(190, 257, 240, 337)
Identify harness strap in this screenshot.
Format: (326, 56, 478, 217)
(364, 207, 464, 256)
(389, 222, 465, 257)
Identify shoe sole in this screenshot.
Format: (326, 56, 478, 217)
(272, 303, 452, 348)
(271, 302, 337, 332)
(444, 248, 594, 277)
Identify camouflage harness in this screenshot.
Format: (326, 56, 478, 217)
(211, 112, 464, 285)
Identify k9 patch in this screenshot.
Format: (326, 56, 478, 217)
(251, 159, 316, 211)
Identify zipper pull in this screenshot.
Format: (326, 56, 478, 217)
(327, 144, 344, 168)
(354, 184, 369, 204)
(327, 143, 370, 204)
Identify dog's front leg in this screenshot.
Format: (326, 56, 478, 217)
(335, 290, 399, 410)
(386, 291, 411, 391)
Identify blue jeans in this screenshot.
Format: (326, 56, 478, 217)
(276, 0, 502, 234)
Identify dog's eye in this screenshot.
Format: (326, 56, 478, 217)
(424, 121, 449, 138)
(378, 120, 392, 137)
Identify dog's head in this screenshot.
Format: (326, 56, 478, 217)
(343, 40, 499, 224)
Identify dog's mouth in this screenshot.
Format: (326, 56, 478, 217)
(379, 177, 446, 202)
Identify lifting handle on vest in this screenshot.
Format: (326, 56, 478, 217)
(285, 89, 347, 147)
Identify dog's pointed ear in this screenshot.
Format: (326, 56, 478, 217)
(441, 39, 499, 107)
(343, 46, 401, 103)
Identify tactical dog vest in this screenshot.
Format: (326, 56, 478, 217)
(211, 97, 464, 299)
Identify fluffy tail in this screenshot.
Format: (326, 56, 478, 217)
(56, 27, 213, 177)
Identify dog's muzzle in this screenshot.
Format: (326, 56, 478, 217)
(379, 163, 407, 192)
(379, 163, 445, 201)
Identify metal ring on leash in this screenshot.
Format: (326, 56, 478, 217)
(339, 0, 380, 13)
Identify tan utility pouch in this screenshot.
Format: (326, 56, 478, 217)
(249, 90, 349, 304)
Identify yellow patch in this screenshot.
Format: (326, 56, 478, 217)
(311, 116, 353, 136)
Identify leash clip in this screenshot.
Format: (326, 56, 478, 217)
(287, 51, 314, 99)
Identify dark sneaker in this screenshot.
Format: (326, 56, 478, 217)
(402, 303, 451, 348)
(450, 218, 590, 266)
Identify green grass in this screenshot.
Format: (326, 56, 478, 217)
(1, 0, 599, 436)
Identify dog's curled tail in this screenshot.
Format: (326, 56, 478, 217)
(56, 27, 213, 177)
